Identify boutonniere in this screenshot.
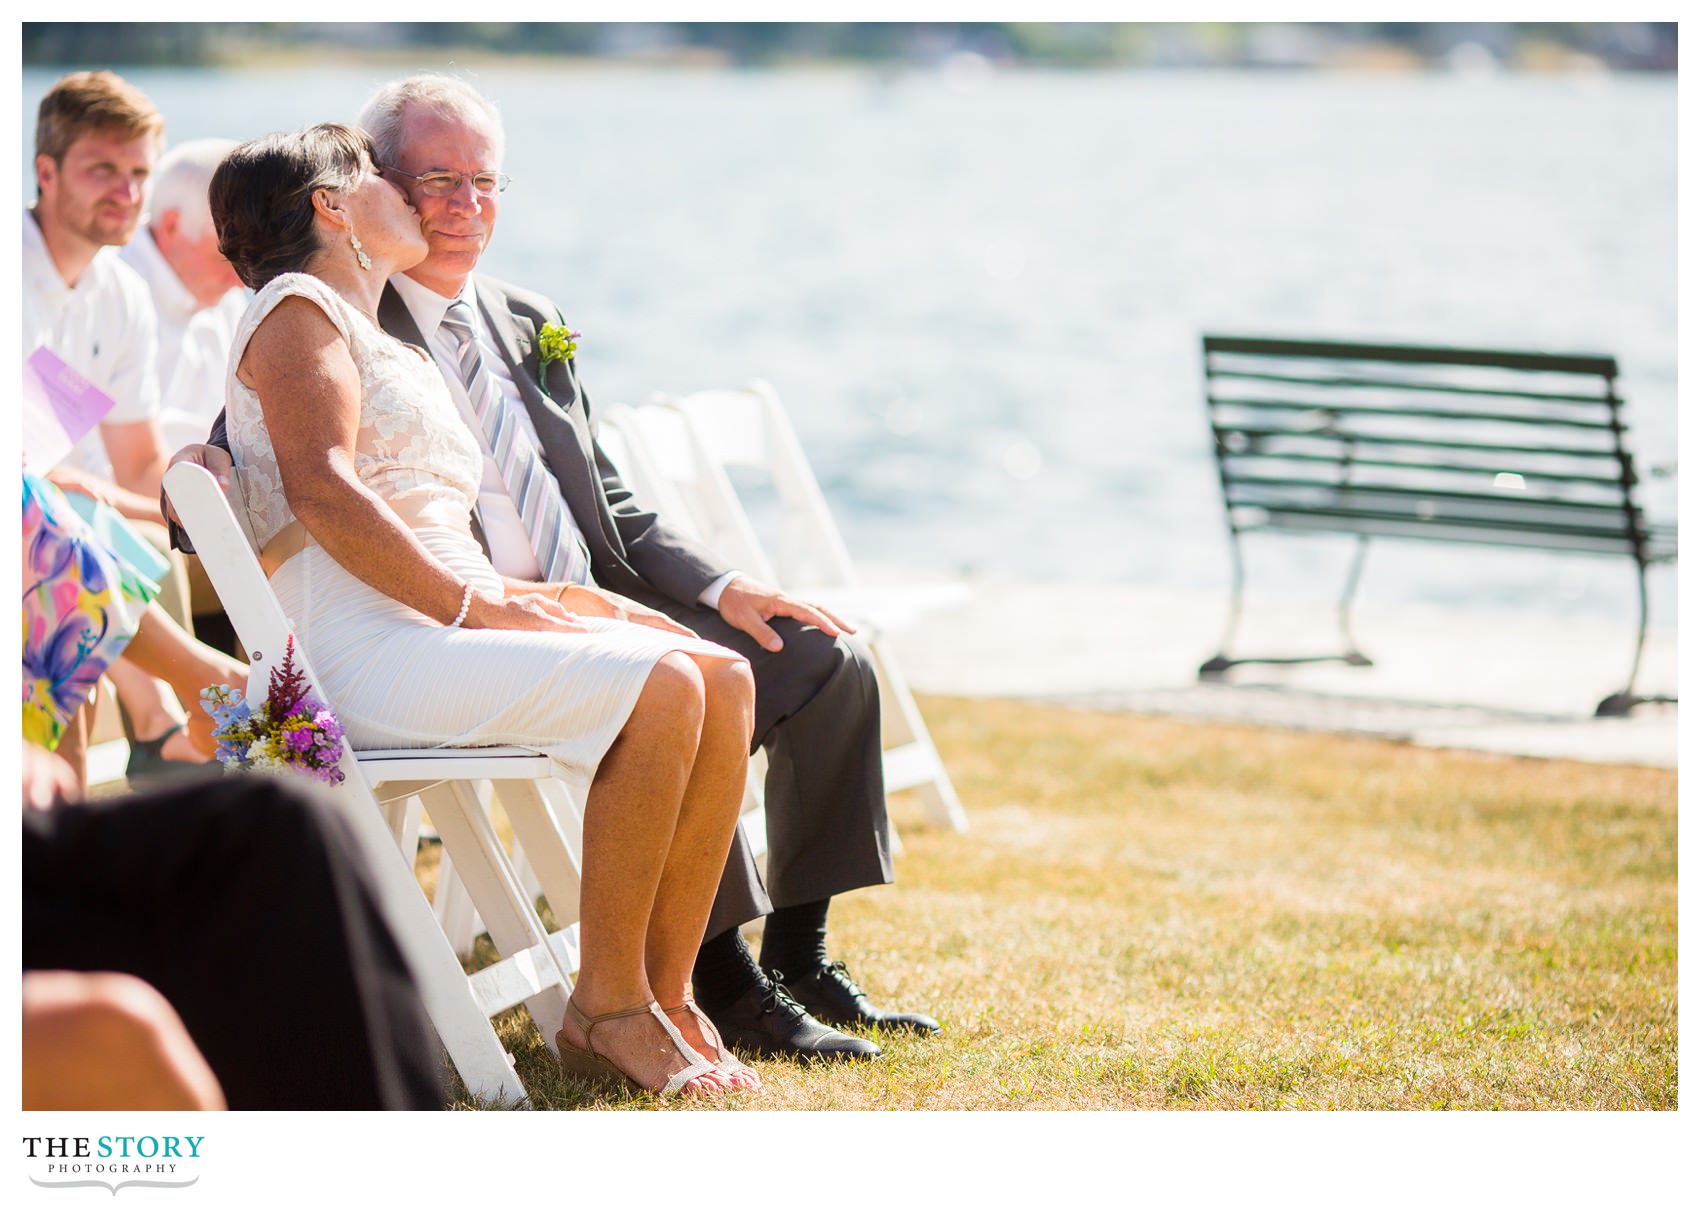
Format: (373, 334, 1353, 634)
(537, 322, 581, 388)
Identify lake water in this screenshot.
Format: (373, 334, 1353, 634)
(21, 64, 1677, 623)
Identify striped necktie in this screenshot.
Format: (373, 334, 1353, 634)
(440, 300, 591, 585)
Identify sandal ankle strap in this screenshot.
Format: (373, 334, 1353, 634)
(568, 997, 667, 1034)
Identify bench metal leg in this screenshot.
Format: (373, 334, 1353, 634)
(1334, 535, 1375, 667)
(1596, 558, 1675, 717)
(1200, 533, 1376, 678)
(1198, 529, 1248, 679)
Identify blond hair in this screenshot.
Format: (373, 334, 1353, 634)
(35, 70, 164, 164)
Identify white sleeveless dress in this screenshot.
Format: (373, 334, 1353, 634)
(224, 272, 740, 780)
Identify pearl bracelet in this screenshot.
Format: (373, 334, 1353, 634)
(450, 582, 476, 628)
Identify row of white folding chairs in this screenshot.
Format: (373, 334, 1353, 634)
(597, 380, 970, 833)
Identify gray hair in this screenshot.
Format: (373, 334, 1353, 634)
(150, 137, 238, 238)
(356, 74, 505, 169)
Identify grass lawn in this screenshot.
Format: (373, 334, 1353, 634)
(443, 694, 1676, 1111)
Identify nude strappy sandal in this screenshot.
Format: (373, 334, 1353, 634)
(663, 998, 762, 1091)
(555, 998, 718, 1098)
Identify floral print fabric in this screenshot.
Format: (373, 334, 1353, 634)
(21, 473, 159, 749)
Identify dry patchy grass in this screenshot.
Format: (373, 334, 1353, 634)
(444, 696, 1676, 1111)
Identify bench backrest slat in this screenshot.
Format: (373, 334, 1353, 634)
(1227, 449, 1628, 489)
(1208, 395, 1619, 432)
(1210, 369, 1614, 407)
(1224, 428, 1622, 464)
(1248, 511, 1644, 556)
(1228, 476, 1633, 511)
(1203, 335, 1618, 377)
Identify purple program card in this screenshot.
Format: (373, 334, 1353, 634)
(22, 345, 116, 474)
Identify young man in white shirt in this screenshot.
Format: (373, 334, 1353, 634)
(26, 71, 210, 774)
(25, 70, 173, 524)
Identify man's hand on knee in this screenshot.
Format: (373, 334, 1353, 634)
(717, 575, 854, 653)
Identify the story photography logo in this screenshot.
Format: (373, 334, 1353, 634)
(22, 1133, 205, 1196)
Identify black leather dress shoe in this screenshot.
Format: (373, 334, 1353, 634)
(777, 960, 941, 1035)
(705, 974, 880, 1062)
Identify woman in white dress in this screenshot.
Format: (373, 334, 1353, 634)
(208, 124, 758, 1099)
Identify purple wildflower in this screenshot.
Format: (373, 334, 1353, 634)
(312, 707, 345, 744)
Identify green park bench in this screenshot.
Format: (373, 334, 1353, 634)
(1196, 335, 1675, 717)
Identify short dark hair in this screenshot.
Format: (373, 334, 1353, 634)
(35, 70, 164, 164)
(210, 123, 373, 290)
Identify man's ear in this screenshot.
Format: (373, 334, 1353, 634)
(34, 153, 58, 197)
(152, 207, 182, 250)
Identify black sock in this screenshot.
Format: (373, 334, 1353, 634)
(691, 927, 766, 1012)
(759, 898, 831, 980)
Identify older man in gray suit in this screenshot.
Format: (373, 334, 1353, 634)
(188, 75, 937, 1060)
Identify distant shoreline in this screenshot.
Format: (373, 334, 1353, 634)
(25, 49, 1675, 77)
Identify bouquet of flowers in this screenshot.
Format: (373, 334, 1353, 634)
(200, 636, 347, 786)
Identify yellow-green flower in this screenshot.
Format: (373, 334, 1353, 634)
(538, 322, 581, 387)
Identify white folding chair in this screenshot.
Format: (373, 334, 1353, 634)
(432, 798, 576, 959)
(598, 405, 701, 534)
(600, 405, 772, 862)
(164, 461, 588, 1105)
(609, 383, 970, 833)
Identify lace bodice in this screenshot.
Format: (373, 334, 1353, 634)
(225, 273, 481, 550)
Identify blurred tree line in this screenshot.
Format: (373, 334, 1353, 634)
(23, 21, 1677, 72)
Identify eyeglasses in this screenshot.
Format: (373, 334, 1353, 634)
(379, 166, 511, 198)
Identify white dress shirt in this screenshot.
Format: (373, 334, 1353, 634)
(120, 227, 247, 453)
(22, 208, 161, 476)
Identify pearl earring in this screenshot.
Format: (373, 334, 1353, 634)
(349, 229, 372, 272)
